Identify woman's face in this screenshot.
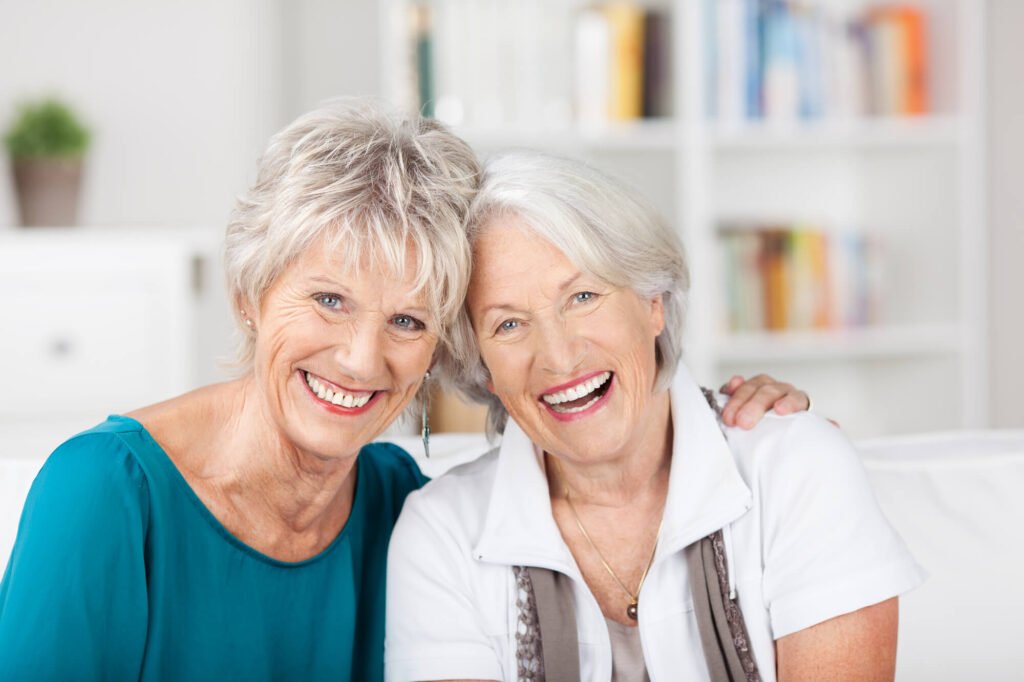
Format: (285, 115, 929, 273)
(467, 217, 666, 464)
(249, 236, 437, 461)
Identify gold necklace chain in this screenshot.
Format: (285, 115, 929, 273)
(555, 460, 662, 620)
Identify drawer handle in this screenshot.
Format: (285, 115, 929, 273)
(48, 336, 74, 358)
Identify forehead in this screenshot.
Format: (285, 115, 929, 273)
(286, 233, 428, 302)
(471, 218, 574, 280)
(468, 217, 588, 312)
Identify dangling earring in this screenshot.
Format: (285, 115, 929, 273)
(421, 371, 431, 459)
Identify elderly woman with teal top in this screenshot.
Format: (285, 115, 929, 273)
(0, 101, 809, 681)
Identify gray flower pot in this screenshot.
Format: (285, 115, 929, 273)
(11, 157, 84, 227)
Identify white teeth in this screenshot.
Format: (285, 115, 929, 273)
(542, 371, 612, 406)
(550, 394, 602, 414)
(304, 371, 373, 409)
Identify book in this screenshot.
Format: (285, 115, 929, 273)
(719, 223, 880, 332)
(605, 3, 646, 121)
(643, 10, 672, 118)
(575, 6, 612, 127)
(707, 1, 930, 122)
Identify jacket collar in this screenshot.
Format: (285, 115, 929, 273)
(472, 364, 752, 571)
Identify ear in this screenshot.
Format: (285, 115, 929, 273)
(648, 293, 666, 337)
(234, 292, 256, 324)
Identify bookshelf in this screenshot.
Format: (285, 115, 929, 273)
(380, 0, 987, 438)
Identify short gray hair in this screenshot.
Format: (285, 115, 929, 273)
(447, 151, 690, 438)
(224, 99, 479, 368)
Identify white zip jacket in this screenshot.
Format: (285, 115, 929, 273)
(385, 364, 925, 681)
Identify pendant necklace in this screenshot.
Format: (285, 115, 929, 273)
(557, 462, 662, 621)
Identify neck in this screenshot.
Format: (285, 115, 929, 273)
(211, 377, 359, 537)
(546, 389, 673, 509)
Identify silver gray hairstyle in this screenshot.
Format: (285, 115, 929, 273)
(447, 151, 690, 438)
(224, 99, 479, 369)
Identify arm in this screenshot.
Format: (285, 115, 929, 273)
(776, 598, 898, 681)
(385, 491, 501, 682)
(719, 374, 812, 428)
(0, 435, 149, 680)
(748, 415, 922, 680)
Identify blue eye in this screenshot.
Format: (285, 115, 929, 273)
(574, 291, 595, 303)
(497, 319, 519, 334)
(314, 293, 343, 309)
(393, 314, 426, 331)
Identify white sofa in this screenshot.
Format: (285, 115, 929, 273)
(3, 430, 1022, 680)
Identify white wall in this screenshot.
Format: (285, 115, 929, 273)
(279, 0, 383, 119)
(988, 0, 1024, 427)
(2, 0, 1018, 426)
(0, 0, 284, 230)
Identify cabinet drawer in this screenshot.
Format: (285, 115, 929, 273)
(0, 271, 186, 413)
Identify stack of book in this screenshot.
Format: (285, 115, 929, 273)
(707, 0, 929, 123)
(397, 1, 672, 130)
(719, 224, 882, 332)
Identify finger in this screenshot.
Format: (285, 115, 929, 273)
(719, 375, 745, 395)
(721, 378, 766, 425)
(772, 390, 809, 415)
(735, 384, 788, 429)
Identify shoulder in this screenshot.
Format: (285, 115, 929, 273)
(403, 448, 500, 521)
(15, 418, 152, 552)
(35, 417, 151, 499)
(360, 441, 429, 489)
(720, 410, 860, 492)
(356, 442, 430, 521)
(392, 448, 500, 548)
(720, 412, 925, 636)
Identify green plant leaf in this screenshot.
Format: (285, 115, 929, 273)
(4, 98, 90, 158)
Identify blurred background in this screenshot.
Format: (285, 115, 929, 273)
(1, 0, 1022, 457)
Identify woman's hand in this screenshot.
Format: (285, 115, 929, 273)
(719, 374, 811, 429)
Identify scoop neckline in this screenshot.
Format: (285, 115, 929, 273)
(107, 414, 363, 568)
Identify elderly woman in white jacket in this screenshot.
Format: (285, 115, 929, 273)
(385, 152, 924, 681)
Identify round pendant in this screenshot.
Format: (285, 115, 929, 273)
(626, 602, 638, 620)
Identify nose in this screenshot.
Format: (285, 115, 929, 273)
(536, 318, 587, 377)
(333, 317, 386, 384)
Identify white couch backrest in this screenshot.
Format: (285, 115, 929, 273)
(859, 431, 1024, 681)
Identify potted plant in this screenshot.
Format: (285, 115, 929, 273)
(5, 98, 90, 227)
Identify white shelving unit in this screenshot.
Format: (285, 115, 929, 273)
(380, 0, 987, 438)
(0, 228, 232, 459)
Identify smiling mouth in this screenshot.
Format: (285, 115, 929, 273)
(303, 371, 376, 409)
(541, 371, 613, 414)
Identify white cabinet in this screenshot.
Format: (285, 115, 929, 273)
(0, 228, 232, 459)
(380, 0, 987, 438)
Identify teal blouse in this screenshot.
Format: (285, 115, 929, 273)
(0, 416, 428, 681)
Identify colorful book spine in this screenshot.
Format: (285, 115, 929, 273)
(605, 3, 646, 121)
(643, 10, 672, 118)
(708, 1, 930, 121)
(720, 224, 880, 332)
(410, 3, 434, 119)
